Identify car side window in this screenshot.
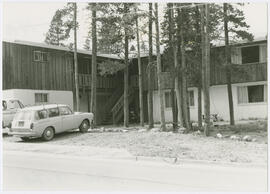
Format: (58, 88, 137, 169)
(37, 110, 48, 120)
(59, 106, 72, 116)
(48, 108, 60, 118)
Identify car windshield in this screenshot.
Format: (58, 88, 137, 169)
(14, 110, 34, 121)
(3, 100, 22, 110)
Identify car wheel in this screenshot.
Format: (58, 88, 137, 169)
(79, 120, 90, 133)
(42, 127, 55, 141)
(20, 137, 30, 141)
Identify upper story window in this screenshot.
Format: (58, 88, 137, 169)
(34, 51, 48, 62)
(241, 46, 259, 64)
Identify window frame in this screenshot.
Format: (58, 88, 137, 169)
(33, 51, 49, 62)
(237, 84, 267, 105)
(240, 45, 260, 65)
(35, 93, 49, 104)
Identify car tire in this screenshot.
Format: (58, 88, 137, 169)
(42, 127, 55, 141)
(79, 120, 90, 133)
(20, 137, 30, 141)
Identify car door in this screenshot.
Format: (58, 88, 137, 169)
(47, 108, 62, 134)
(59, 106, 77, 131)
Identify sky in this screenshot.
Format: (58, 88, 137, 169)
(2, 2, 268, 50)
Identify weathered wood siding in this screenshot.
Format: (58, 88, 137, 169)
(131, 42, 267, 90)
(3, 41, 73, 91)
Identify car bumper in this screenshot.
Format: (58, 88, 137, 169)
(9, 129, 39, 137)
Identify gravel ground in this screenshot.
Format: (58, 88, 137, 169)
(3, 122, 267, 164)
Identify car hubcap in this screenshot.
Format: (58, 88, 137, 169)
(83, 122, 88, 129)
(46, 130, 51, 137)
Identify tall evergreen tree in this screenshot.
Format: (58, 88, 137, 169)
(45, 9, 72, 46)
(147, 3, 154, 129)
(155, 3, 166, 131)
(97, 3, 137, 127)
(90, 3, 97, 127)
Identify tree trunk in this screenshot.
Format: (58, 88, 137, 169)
(201, 4, 211, 136)
(168, 3, 178, 130)
(90, 3, 97, 127)
(195, 6, 202, 128)
(136, 13, 144, 127)
(147, 3, 154, 129)
(224, 3, 235, 126)
(179, 8, 190, 130)
(73, 2, 80, 112)
(175, 7, 184, 128)
(124, 4, 129, 128)
(154, 3, 166, 131)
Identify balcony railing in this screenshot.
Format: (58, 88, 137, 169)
(78, 74, 117, 89)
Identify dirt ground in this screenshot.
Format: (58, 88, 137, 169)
(3, 120, 267, 165)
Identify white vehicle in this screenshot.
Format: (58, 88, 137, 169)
(2, 98, 24, 134)
(9, 104, 94, 141)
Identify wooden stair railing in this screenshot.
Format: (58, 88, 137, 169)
(111, 86, 135, 124)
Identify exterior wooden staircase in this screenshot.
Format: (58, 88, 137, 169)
(110, 86, 135, 125)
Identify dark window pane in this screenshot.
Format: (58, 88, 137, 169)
(38, 110, 48, 119)
(189, 91, 194, 106)
(241, 46, 259, 64)
(248, 85, 264, 103)
(48, 108, 59, 117)
(165, 92, 171, 108)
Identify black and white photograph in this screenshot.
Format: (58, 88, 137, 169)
(1, 1, 268, 192)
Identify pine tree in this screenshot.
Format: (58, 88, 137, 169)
(45, 9, 72, 46)
(97, 3, 137, 127)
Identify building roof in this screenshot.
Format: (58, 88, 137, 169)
(4, 40, 123, 60)
(3, 37, 267, 61)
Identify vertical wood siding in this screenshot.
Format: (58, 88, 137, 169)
(2, 42, 73, 91)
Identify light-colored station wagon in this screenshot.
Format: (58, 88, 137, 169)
(9, 104, 94, 141)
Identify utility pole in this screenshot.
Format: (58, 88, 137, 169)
(90, 3, 97, 127)
(224, 3, 235, 126)
(155, 3, 166, 131)
(73, 2, 80, 111)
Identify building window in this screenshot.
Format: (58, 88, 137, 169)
(237, 84, 267, 104)
(35, 93, 48, 103)
(34, 51, 48, 62)
(165, 92, 172, 108)
(241, 46, 259, 64)
(188, 90, 195, 106)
